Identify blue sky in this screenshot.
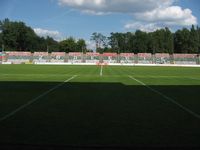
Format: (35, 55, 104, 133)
(0, 0, 200, 47)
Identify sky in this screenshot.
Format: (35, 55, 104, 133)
(0, 0, 200, 48)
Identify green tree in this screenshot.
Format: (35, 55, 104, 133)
(134, 30, 148, 53)
(164, 27, 174, 54)
(46, 36, 59, 53)
(0, 18, 61, 52)
(125, 32, 135, 53)
(0, 32, 2, 50)
(76, 39, 86, 53)
(198, 26, 200, 53)
(108, 32, 135, 53)
(91, 32, 106, 51)
(174, 28, 190, 53)
(59, 37, 76, 53)
(147, 32, 157, 54)
(108, 32, 119, 53)
(0, 18, 39, 51)
(189, 25, 199, 53)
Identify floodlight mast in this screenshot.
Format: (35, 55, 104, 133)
(47, 45, 49, 53)
(47, 45, 50, 62)
(0, 44, 4, 63)
(82, 46, 83, 63)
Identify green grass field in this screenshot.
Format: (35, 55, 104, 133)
(0, 65, 200, 149)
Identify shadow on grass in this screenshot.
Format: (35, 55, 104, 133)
(0, 81, 200, 150)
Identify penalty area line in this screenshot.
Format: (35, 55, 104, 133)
(128, 75, 200, 120)
(0, 75, 77, 122)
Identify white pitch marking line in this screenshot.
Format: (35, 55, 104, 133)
(100, 65, 103, 76)
(0, 75, 77, 122)
(128, 75, 200, 120)
(188, 77, 200, 81)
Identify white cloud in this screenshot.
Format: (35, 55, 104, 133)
(58, 0, 175, 14)
(125, 22, 162, 32)
(81, 10, 108, 15)
(34, 28, 63, 41)
(58, 0, 197, 28)
(135, 6, 197, 26)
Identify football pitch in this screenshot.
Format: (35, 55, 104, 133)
(0, 65, 200, 149)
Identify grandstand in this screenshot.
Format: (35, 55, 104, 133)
(0, 52, 5, 63)
(1, 51, 200, 66)
(85, 52, 100, 63)
(119, 53, 134, 64)
(33, 52, 49, 63)
(68, 52, 83, 63)
(155, 53, 171, 64)
(102, 53, 118, 63)
(174, 54, 197, 64)
(137, 53, 153, 64)
(6, 51, 32, 64)
(51, 52, 66, 63)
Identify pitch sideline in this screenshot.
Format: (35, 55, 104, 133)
(128, 75, 200, 120)
(0, 75, 77, 122)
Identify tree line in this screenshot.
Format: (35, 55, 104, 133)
(0, 19, 87, 53)
(1, 19, 200, 54)
(91, 26, 200, 54)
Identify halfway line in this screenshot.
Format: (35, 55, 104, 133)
(0, 75, 77, 122)
(128, 75, 200, 120)
(100, 65, 103, 76)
